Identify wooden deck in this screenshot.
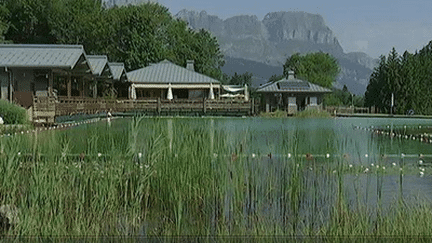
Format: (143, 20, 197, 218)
(32, 96, 257, 123)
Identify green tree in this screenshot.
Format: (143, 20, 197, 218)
(2, 1, 225, 81)
(228, 72, 253, 86)
(0, 3, 9, 43)
(3, 0, 58, 43)
(268, 74, 284, 83)
(365, 42, 432, 115)
(283, 52, 340, 88)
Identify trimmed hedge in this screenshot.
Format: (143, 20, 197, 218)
(0, 100, 29, 124)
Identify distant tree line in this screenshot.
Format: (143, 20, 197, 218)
(0, 0, 225, 79)
(365, 43, 432, 115)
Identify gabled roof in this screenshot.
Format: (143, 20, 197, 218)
(127, 59, 220, 84)
(108, 62, 127, 81)
(257, 73, 332, 93)
(0, 44, 90, 71)
(87, 55, 111, 77)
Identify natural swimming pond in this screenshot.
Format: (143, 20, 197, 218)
(1, 116, 432, 237)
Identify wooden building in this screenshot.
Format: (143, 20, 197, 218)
(257, 71, 331, 114)
(0, 44, 93, 107)
(126, 60, 220, 100)
(87, 55, 113, 98)
(109, 62, 129, 99)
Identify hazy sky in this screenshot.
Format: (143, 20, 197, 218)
(155, 0, 432, 58)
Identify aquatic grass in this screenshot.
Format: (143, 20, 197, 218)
(2, 117, 432, 238)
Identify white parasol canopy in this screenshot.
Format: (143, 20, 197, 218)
(167, 83, 173, 100)
(209, 83, 215, 100)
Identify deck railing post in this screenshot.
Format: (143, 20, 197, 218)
(203, 97, 206, 114)
(251, 98, 255, 115)
(157, 98, 161, 115)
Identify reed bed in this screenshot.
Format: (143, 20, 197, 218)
(0, 117, 431, 239)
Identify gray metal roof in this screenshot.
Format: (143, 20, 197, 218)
(0, 44, 88, 70)
(108, 62, 127, 81)
(87, 55, 111, 77)
(127, 59, 220, 84)
(257, 75, 332, 93)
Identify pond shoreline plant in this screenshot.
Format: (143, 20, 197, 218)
(0, 117, 431, 238)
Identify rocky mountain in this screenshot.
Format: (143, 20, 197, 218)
(176, 10, 378, 95)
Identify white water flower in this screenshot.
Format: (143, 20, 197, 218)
(392, 162, 397, 166)
(213, 153, 218, 158)
(382, 166, 386, 170)
(364, 168, 369, 173)
(138, 153, 142, 158)
(420, 171, 424, 176)
(326, 153, 330, 158)
(421, 168, 425, 172)
(17, 152, 21, 156)
(376, 165, 379, 169)
(252, 153, 256, 158)
(98, 153, 102, 157)
(400, 168, 403, 171)
(365, 154, 369, 158)
(401, 153, 405, 158)
(419, 160, 423, 165)
(333, 170, 337, 174)
(371, 163, 374, 167)
(288, 153, 292, 158)
(349, 164, 353, 168)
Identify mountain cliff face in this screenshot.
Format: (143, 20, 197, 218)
(176, 10, 378, 95)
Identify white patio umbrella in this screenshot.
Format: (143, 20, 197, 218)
(167, 83, 173, 100)
(209, 83, 215, 100)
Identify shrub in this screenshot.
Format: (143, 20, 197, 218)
(294, 108, 331, 118)
(0, 100, 29, 124)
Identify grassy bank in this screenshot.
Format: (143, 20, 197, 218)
(294, 108, 332, 118)
(0, 117, 430, 238)
(0, 100, 29, 125)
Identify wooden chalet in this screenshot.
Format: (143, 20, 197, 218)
(0, 44, 94, 108)
(127, 60, 220, 100)
(0, 45, 256, 123)
(109, 62, 128, 99)
(87, 55, 113, 98)
(257, 71, 331, 114)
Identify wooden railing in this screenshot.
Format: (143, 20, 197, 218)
(32, 96, 257, 123)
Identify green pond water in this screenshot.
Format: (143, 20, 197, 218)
(65, 116, 432, 203)
(9, 116, 432, 235)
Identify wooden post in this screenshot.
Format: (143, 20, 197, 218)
(157, 97, 161, 115)
(67, 74, 71, 97)
(203, 97, 207, 114)
(48, 71, 53, 96)
(80, 78, 84, 97)
(93, 80, 97, 99)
